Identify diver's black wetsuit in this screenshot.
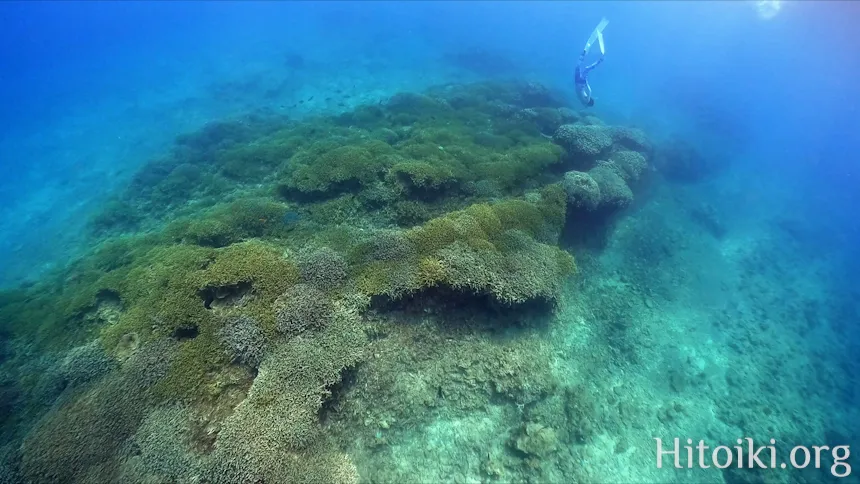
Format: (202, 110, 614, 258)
(575, 49, 603, 107)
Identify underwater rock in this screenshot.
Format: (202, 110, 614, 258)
(514, 422, 559, 457)
(689, 203, 726, 239)
(114, 332, 141, 362)
(562, 171, 601, 211)
(654, 138, 720, 182)
(200, 282, 253, 310)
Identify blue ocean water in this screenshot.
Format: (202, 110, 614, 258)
(0, 1, 858, 482)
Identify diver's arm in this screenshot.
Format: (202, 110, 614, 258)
(582, 55, 604, 75)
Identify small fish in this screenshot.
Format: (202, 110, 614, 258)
(325, 97, 332, 101)
(308, 96, 314, 101)
(299, 100, 304, 104)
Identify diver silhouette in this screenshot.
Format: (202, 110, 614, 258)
(575, 18, 609, 107)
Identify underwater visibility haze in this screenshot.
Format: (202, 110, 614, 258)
(0, 1, 858, 482)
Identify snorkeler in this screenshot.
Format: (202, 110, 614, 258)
(575, 18, 609, 107)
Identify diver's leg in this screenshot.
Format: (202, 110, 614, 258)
(583, 18, 609, 55)
(597, 29, 606, 56)
(585, 56, 604, 72)
(578, 19, 608, 78)
(575, 49, 587, 80)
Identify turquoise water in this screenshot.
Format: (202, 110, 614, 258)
(0, 2, 857, 483)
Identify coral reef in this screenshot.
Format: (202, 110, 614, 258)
(20, 340, 176, 483)
(353, 191, 574, 306)
(0, 444, 20, 484)
(329, 310, 560, 430)
(553, 124, 613, 160)
(563, 161, 638, 214)
(25, 339, 116, 409)
(588, 162, 635, 209)
(217, 315, 267, 368)
(57, 340, 115, 388)
(281, 141, 397, 197)
(296, 246, 349, 291)
(367, 230, 417, 262)
(514, 422, 559, 457)
(274, 283, 334, 336)
(549, 117, 654, 221)
(0, 80, 660, 483)
(165, 198, 294, 247)
(205, 294, 366, 484)
(562, 171, 601, 211)
(609, 126, 652, 154)
(117, 404, 202, 483)
(0, 375, 16, 431)
(609, 150, 649, 183)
